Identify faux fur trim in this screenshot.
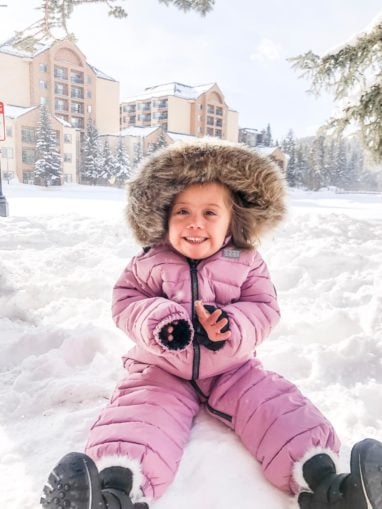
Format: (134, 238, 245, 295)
(95, 455, 145, 502)
(126, 138, 287, 245)
(292, 446, 342, 493)
(153, 313, 193, 351)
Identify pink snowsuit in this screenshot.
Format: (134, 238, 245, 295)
(85, 242, 340, 500)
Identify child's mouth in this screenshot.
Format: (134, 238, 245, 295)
(184, 237, 207, 244)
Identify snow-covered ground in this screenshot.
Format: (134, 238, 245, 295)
(1, 183, 381, 509)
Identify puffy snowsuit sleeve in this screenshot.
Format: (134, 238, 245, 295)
(112, 254, 194, 355)
(216, 253, 280, 359)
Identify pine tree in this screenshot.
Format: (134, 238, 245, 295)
(34, 105, 62, 186)
(114, 137, 132, 186)
(133, 140, 144, 169)
(81, 119, 102, 185)
(308, 135, 326, 190)
(100, 139, 116, 184)
(282, 129, 297, 187)
(290, 15, 382, 162)
(264, 124, 273, 147)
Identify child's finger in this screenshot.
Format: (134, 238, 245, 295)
(207, 308, 222, 325)
(194, 301, 210, 321)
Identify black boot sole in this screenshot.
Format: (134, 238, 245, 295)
(351, 438, 382, 509)
(40, 452, 104, 509)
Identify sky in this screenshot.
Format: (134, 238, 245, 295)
(0, 0, 381, 141)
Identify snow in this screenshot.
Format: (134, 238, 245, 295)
(5, 104, 38, 119)
(1, 183, 382, 509)
(125, 81, 215, 102)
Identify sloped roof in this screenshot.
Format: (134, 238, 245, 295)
(123, 82, 216, 102)
(0, 25, 116, 81)
(166, 131, 199, 142)
(4, 104, 38, 119)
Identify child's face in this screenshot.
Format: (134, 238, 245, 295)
(168, 182, 232, 260)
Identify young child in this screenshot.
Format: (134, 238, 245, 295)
(41, 140, 382, 509)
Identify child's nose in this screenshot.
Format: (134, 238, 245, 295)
(187, 213, 203, 228)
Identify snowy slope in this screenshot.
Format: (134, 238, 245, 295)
(0, 183, 381, 509)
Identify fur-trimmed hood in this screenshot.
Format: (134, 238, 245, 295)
(126, 138, 286, 245)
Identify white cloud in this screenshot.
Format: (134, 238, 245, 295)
(250, 38, 282, 62)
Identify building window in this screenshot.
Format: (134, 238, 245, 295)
(55, 83, 68, 96)
(64, 153, 72, 162)
(71, 117, 84, 129)
(1, 147, 13, 158)
(21, 127, 36, 143)
(216, 106, 223, 116)
(216, 118, 222, 127)
(87, 75, 92, 84)
(6, 126, 13, 137)
(215, 129, 222, 138)
(71, 87, 84, 99)
(55, 98, 68, 111)
(39, 80, 48, 89)
(23, 171, 35, 184)
(64, 134, 72, 143)
(207, 104, 215, 114)
(87, 90, 92, 99)
(199, 104, 203, 110)
(22, 148, 35, 164)
(39, 63, 48, 72)
(129, 116, 136, 124)
(207, 116, 214, 126)
(207, 127, 214, 136)
(71, 71, 84, 84)
(87, 105, 92, 114)
(54, 66, 68, 80)
(71, 102, 84, 114)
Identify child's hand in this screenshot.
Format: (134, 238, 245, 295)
(194, 300, 231, 342)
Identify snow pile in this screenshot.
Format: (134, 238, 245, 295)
(0, 183, 381, 509)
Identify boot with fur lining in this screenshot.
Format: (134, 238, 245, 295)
(297, 439, 382, 509)
(40, 452, 149, 509)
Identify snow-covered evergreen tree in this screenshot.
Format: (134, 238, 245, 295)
(282, 129, 297, 187)
(34, 105, 62, 186)
(133, 140, 144, 169)
(100, 139, 116, 184)
(290, 14, 382, 162)
(114, 137, 132, 186)
(263, 124, 273, 147)
(308, 135, 326, 190)
(81, 119, 102, 185)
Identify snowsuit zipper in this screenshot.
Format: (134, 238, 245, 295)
(189, 259, 201, 380)
(188, 259, 233, 423)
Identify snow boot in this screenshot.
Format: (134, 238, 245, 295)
(298, 438, 382, 509)
(40, 452, 149, 509)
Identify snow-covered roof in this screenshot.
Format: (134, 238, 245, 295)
(100, 126, 161, 138)
(87, 64, 116, 82)
(4, 104, 38, 119)
(0, 23, 56, 58)
(0, 26, 116, 83)
(167, 131, 199, 142)
(54, 116, 72, 128)
(123, 82, 216, 102)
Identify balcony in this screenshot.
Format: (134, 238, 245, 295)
(54, 71, 68, 80)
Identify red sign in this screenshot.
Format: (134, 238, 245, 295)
(0, 102, 5, 141)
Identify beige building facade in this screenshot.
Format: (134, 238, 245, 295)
(120, 82, 239, 142)
(0, 105, 79, 184)
(0, 33, 119, 183)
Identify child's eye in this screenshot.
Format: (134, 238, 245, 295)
(176, 209, 188, 215)
(205, 210, 217, 216)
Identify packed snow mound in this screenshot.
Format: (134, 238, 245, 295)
(0, 183, 381, 509)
